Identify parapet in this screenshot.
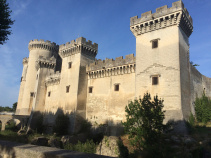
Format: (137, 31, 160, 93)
(45, 71, 61, 86)
(86, 54, 136, 72)
(59, 37, 98, 58)
(130, 1, 193, 37)
(22, 57, 28, 65)
(35, 56, 56, 70)
(28, 39, 59, 52)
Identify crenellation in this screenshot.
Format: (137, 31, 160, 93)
(35, 56, 56, 70)
(86, 54, 136, 73)
(59, 37, 98, 58)
(28, 39, 59, 52)
(130, 1, 193, 37)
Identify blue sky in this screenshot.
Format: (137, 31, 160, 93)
(0, 0, 211, 107)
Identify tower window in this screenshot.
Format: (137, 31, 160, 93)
(68, 62, 72, 69)
(48, 91, 51, 97)
(114, 84, 119, 91)
(89, 87, 93, 93)
(152, 76, 159, 85)
(66, 86, 70, 93)
(152, 40, 158, 48)
(30, 92, 34, 97)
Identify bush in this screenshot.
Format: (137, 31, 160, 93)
(53, 113, 70, 135)
(64, 139, 97, 154)
(122, 93, 167, 156)
(195, 92, 211, 124)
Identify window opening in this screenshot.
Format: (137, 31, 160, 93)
(30, 92, 34, 97)
(152, 76, 159, 85)
(114, 84, 119, 91)
(68, 62, 72, 69)
(66, 86, 70, 93)
(48, 91, 51, 97)
(89, 87, 93, 93)
(152, 40, 158, 48)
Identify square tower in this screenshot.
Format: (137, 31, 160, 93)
(130, 1, 193, 123)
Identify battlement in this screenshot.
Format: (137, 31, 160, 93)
(45, 71, 61, 86)
(86, 54, 136, 72)
(35, 56, 56, 70)
(59, 37, 98, 58)
(22, 57, 28, 65)
(130, 1, 193, 37)
(28, 39, 59, 52)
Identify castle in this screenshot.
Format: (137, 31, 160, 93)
(16, 1, 211, 133)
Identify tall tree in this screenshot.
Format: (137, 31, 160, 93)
(0, 0, 14, 45)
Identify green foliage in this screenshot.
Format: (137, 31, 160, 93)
(64, 140, 97, 154)
(117, 140, 129, 158)
(53, 113, 70, 135)
(0, 106, 13, 112)
(195, 92, 211, 124)
(12, 102, 17, 112)
(35, 114, 44, 134)
(0, 0, 14, 45)
(122, 93, 166, 154)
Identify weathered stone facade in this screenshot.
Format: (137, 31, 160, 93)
(16, 1, 211, 133)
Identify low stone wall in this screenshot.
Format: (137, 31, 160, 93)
(0, 140, 113, 158)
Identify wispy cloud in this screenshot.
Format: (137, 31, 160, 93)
(9, 0, 32, 18)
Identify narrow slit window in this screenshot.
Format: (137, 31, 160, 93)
(152, 76, 159, 85)
(114, 84, 119, 91)
(89, 87, 93, 93)
(68, 62, 72, 69)
(48, 91, 51, 97)
(66, 86, 70, 93)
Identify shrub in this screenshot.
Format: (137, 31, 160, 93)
(122, 93, 167, 156)
(53, 113, 70, 135)
(195, 92, 211, 124)
(64, 140, 97, 154)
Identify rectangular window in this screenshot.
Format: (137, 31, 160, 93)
(68, 62, 72, 69)
(89, 87, 93, 93)
(114, 84, 119, 91)
(66, 86, 70, 93)
(48, 91, 51, 97)
(30, 92, 34, 97)
(152, 76, 159, 85)
(152, 40, 158, 48)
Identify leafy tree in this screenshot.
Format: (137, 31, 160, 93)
(0, 0, 14, 45)
(53, 113, 70, 135)
(122, 93, 167, 155)
(195, 92, 211, 124)
(12, 102, 17, 111)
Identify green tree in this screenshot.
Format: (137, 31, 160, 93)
(53, 113, 70, 135)
(0, 0, 14, 45)
(195, 92, 211, 124)
(12, 102, 17, 112)
(122, 93, 166, 155)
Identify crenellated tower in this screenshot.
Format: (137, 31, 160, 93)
(18, 39, 59, 115)
(130, 1, 193, 124)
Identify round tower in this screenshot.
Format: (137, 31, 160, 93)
(20, 39, 59, 115)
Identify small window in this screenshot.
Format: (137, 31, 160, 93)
(152, 40, 158, 48)
(48, 91, 51, 97)
(152, 76, 158, 85)
(21, 77, 23, 82)
(66, 86, 70, 93)
(30, 92, 34, 97)
(114, 84, 119, 91)
(89, 87, 93, 93)
(68, 62, 72, 69)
